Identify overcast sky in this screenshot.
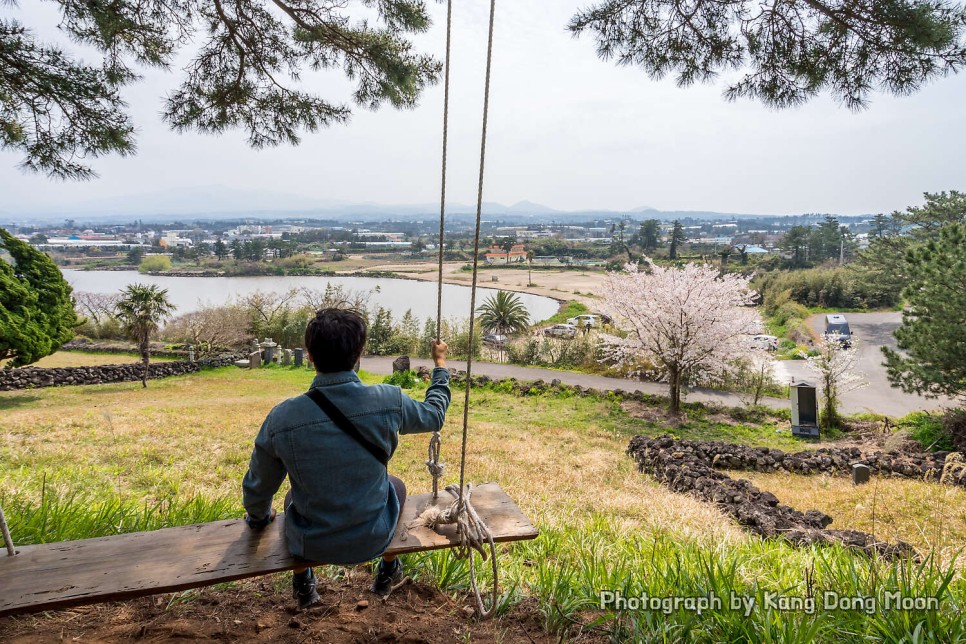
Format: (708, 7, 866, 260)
(3, 1, 965, 217)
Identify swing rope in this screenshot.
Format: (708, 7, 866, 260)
(417, 0, 501, 618)
(427, 0, 454, 501)
(1, 503, 15, 557)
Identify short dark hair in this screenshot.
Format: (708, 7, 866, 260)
(304, 308, 367, 372)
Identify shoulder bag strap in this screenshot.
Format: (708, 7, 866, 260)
(305, 387, 389, 466)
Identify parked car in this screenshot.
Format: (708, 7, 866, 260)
(482, 333, 508, 347)
(824, 314, 853, 347)
(567, 314, 600, 328)
(749, 334, 779, 351)
(544, 323, 578, 339)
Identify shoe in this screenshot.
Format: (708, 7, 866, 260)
(370, 558, 404, 596)
(292, 568, 321, 610)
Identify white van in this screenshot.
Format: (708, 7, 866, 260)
(824, 314, 853, 347)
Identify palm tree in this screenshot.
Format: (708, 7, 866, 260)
(477, 290, 530, 346)
(116, 284, 176, 388)
(501, 237, 515, 264)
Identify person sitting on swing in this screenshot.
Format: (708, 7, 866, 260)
(241, 308, 451, 609)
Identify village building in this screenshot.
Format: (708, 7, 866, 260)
(484, 243, 528, 263)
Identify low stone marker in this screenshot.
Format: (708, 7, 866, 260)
(392, 356, 411, 373)
(293, 348, 304, 368)
(249, 351, 261, 369)
(852, 463, 871, 485)
(282, 349, 292, 366)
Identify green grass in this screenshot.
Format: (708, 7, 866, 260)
(3, 491, 236, 544)
(411, 523, 965, 642)
(5, 491, 963, 641)
(539, 299, 590, 326)
(901, 411, 956, 452)
(1, 367, 964, 640)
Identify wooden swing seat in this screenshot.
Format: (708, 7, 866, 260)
(0, 482, 537, 618)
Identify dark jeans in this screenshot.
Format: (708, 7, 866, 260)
(284, 475, 407, 564)
(389, 474, 407, 511)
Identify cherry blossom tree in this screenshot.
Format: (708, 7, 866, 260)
(599, 261, 759, 412)
(803, 339, 867, 428)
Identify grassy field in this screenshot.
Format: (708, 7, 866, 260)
(1, 367, 964, 640)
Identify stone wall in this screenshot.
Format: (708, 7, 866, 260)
(636, 436, 963, 485)
(668, 441, 966, 486)
(627, 435, 966, 559)
(0, 354, 242, 391)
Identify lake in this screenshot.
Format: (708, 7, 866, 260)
(63, 270, 561, 323)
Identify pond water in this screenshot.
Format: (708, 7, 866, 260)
(63, 270, 560, 323)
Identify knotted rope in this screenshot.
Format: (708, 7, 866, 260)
(409, 485, 499, 617)
(426, 430, 444, 499)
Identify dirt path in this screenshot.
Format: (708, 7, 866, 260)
(2, 570, 563, 643)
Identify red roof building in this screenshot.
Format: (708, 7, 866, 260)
(484, 244, 528, 263)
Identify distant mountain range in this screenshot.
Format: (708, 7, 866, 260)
(1, 184, 811, 224)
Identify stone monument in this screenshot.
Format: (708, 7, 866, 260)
(260, 338, 278, 364)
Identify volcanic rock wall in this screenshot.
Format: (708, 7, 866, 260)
(0, 354, 241, 391)
(659, 437, 962, 485)
(627, 435, 935, 558)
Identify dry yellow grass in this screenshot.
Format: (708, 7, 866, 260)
(26, 351, 176, 368)
(737, 471, 966, 562)
(0, 367, 743, 547)
(2, 367, 963, 558)
(5, 368, 966, 641)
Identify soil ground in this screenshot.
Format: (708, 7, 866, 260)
(365, 260, 605, 309)
(2, 569, 569, 643)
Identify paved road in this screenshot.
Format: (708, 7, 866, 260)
(773, 312, 950, 417)
(367, 311, 954, 418)
(362, 356, 789, 411)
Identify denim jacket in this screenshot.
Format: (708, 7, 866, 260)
(242, 367, 451, 564)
